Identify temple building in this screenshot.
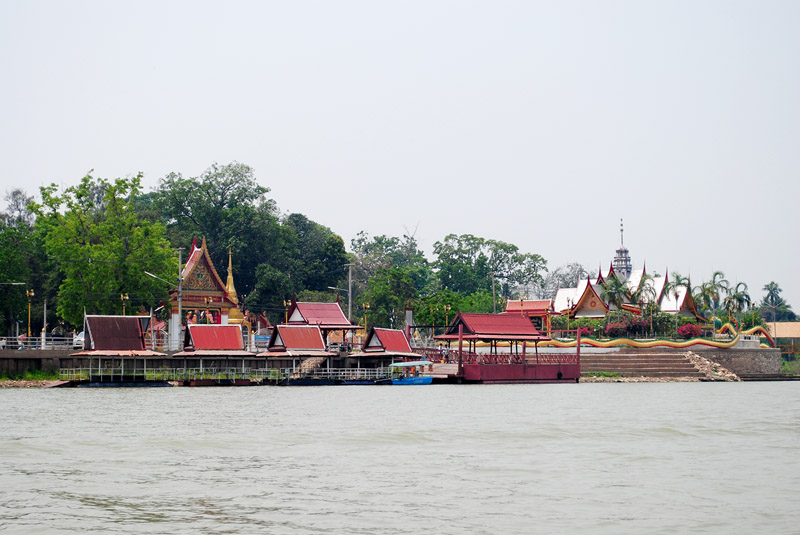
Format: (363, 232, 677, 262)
(552, 222, 704, 321)
(167, 238, 244, 350)
(612, 218, 633, 279)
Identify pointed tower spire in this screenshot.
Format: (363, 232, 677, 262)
(225, 249, 239, 305)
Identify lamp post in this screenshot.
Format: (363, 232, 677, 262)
(283, 299, 291, 324)
(674, 290, 680, 339)
(120, 293, 129, 315)
(444, 304, 451, 326)
(363, 302, 370, 334)
(26, 289, 34, 338)
(566, 298, 573, 333)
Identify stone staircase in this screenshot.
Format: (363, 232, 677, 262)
(289, 356, 327, 378)
(581, 352, 706, 379)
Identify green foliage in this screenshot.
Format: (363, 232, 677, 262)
(31, 173, 174, 326)
(0, 369, 60, 381)
(362, 266, 418, 329)
(153, 162, 281, 296)
(583, 371, 622, 378)
(433, 234, 546, 298)
(758, 282, 796, 322)
(282, 213, 348, 291)
(780, 359, 800, 377)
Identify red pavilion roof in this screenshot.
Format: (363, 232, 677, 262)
(363, 328, 413, 353)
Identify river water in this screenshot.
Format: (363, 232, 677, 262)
(1, 382, 798, 534)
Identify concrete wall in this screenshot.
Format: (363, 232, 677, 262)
(698, 348, 782, 376)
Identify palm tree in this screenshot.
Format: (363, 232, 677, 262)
(762, 281, 782, 308)
(693, 281, 717, 317)
(630, 273, 657, 335)
(723, 282, 752, 324)
(710, 271, 730, 310)
(601, 275, 629, 322)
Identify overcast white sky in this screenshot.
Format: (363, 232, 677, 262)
(1, 1, 798, 308)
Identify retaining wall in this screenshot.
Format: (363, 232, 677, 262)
(0, 346, 784, 378)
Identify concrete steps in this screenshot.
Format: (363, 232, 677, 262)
(581, 352, 705, 378)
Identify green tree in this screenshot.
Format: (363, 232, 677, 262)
(350, 231, 432, 316)
(723, 282, 752, 322)
(282, 213, 348, 291)
(361, 266, 417, 329)
(433, 234, 547, 298)
(0, 190, 37, 335)
(600, 275, 629, 321)
(31, 174, 175, 326)
(153, 162, 283, 295)
(540, 263, 587, 299)
(759, 281, 796, 322)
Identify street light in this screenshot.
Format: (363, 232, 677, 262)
(120, 293, 129, 315)
(363, 302, 370, 334)
(444, 304, 451, 326)
(26, 289, 34, 338)
(674, 290, 680, 339)
(283, 299, 291, 324)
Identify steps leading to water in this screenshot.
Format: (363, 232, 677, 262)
(581, 352, 705, 378)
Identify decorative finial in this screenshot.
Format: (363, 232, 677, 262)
(620, 218, 624, 246)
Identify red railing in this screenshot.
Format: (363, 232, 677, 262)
(411, 347, 578, 365)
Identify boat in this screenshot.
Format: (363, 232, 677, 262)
(390, 360, 433, 385)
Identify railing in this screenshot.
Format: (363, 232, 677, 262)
(58, 367, 285, 383)
(1, 336, 80, 351)
(299, 367, 392, 381)
(411, 346, 579, 365)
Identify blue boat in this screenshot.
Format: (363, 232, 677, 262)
(389, 360, 433, 385)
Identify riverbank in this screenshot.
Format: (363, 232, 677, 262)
(0, 380, 67, 388)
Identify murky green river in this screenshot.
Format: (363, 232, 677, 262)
(1, 382, 798, 534)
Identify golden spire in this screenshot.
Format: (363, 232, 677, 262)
(226, 249, 239, 305)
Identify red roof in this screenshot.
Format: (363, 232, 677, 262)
(289, 302, 356, 329)
(504, 299, 552, 315)
(188, 325, 244, 350)
(439, 313, 550, 341)
(85, 316, 147, 351)
(364, 328, 413, 353)
(269, 325, 326, 351)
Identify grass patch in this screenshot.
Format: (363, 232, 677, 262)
(781, 359, 800, 377)
(583, 371, 622, 378)
(0, 369, 60, 381)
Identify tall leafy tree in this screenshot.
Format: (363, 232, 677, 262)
(600, 275, 629, 320)
(31, 174, 175, 326)
(0, 190, 38, 334)
(433, 234, 547, 298)
(759, 281, 796, 322)
(153, 162, 283, 295)
(539, 263, 588, 299)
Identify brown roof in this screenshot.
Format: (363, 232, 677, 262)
(504, 299, 553, 315)
(85, 316, 147, 350)
(288, 301, 358, 330)
(771, 322, 800, 338)
(439, 312, 550, 341)
(75, 316, 166, 357)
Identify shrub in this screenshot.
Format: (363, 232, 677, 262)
(677, 323, 702, 339)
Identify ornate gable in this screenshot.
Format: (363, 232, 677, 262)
(572, 278, 609, 318)
(182, 237, 228, 293)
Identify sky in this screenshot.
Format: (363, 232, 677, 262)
(1, 1, 798, 308)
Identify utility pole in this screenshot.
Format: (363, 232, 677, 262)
(346, 263, 354, 321)
(177, 247, 184, 350)
(492, 273, 497, 314)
